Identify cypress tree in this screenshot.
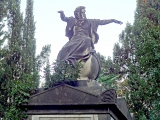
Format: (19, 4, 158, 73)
(43, 58, 52, 88)
(3, 0, 25, 119)
(115, 0, 160, 119)
(23, 0, 39, 88)
(7, 0, 23, 80)
(23, 0, 36, 74)
(1, 0, 36, 119)
(0, 0, 50, 118)
(128, 0, 160, 119)
(0, 0, 9, 117)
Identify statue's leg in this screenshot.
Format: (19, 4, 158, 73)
(57, 36, 92, 66)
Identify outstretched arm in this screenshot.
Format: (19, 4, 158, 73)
(98, 19, 123, 25)
(58, 10, 69, 22)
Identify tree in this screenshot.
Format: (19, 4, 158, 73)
(36, 45, 51, 72)
(128, 0, 160, 119)
(96, 53, 128, 97)
(23, 0, 39, 87)
(116, 0, 160, 119)
(114, 23, 135, 74)
(43, 58, 52, 88)
(23, 0, 36, 74)
(0, 0, 52, 119)
(0, 0, 39, 119)
(3, 0, 26, 118)
(113, 23, 135, 98)
(97, 53, 120, 89)
(0, 0, 9, 117)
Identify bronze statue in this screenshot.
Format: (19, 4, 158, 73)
(57, 6, 123, 80)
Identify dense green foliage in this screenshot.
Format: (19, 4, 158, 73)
(97, 53, 128, 97)
(1, 0, 160, 119)
(0, 0, 51, 119)
(97, 53, 121, 89)
(129, 1, 160, 119)
(43, 60, 82, 88)
(0, 0, 8, 117)
(23, 0, 38, 86)
(114, 0, 160, 119)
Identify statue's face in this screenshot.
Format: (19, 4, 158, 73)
(81, 9, 86, 19)
(75, 8, 86, 20)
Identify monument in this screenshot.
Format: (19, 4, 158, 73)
(57, 6, 122, 80)
(23, 6, 132, 120)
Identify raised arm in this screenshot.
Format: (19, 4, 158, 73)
(57, 10, 69, 22)
(98, 19, 123, 25)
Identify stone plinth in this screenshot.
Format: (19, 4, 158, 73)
(22, 80, 132, 120)
(32, 115, 98, 120)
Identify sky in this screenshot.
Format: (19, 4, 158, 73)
(20, 0, 136, 63)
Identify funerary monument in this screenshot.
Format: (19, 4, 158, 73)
(23, 6, 132, 120)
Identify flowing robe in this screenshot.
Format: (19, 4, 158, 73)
(57, 17, 101, 67)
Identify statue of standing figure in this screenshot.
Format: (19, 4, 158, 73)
(57, 6, 123, 80)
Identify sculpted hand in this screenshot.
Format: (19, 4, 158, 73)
(114, 20, 123, 25)
(58, 10, 64, 14)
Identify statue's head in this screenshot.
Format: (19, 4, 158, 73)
(74, 6, 86, 20)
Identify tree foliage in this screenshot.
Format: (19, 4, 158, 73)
(0, 0, 51, 119)
(43, 60, 83, 88)
(96, 53, 128, 97)
(0, 0, 9, 117)
(129, 0, 160, 119)
(114, 0, 160, 119)
(97, 53, 120, 89)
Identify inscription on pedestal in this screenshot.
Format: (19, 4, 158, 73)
(32, 115, 98, 120)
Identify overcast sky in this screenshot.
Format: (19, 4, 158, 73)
(20, 0, 136, 62)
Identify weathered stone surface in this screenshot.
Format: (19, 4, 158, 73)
(32, 115, 98, 120)
(22, 81, 132, 120)
(117, 97, 131, 120)
(28, 84, 99, 105)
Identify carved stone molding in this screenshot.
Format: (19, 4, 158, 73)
(101, 89, 117, 103)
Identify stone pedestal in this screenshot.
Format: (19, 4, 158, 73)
(22, 80, 132, 120)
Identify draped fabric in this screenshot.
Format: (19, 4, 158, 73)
(57, 35, 92, 65)
(57, 18, 100, 66)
